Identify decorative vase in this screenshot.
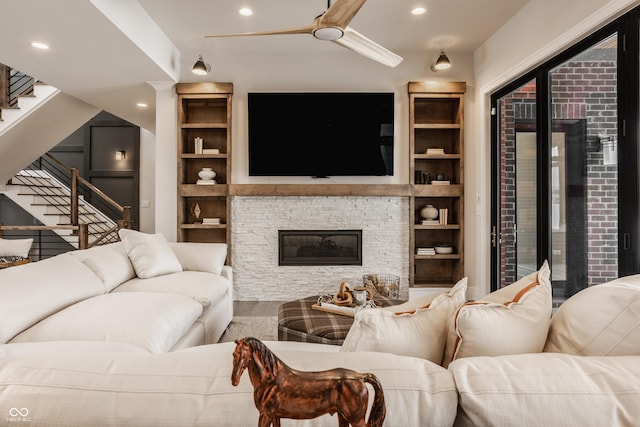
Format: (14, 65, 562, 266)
(198, 167, 216, 181)
(420, 204, 438, 220)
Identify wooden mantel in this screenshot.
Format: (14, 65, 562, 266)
(228, 184, 411, 197)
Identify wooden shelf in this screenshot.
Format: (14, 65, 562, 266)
(409, 82, 466, 290)
(229, 184, 411, 197)
(176, 82, 233, 259)
(179, 184, 228, 197)
(414, 184, 463, 197)
(181, 154, 227, 159)
(415, 224, 461, 230)
(414, 154, 461, 160)
(180, 123, 228, 129)
(415, 254, 462, 260)
(179, 224, 227, 229)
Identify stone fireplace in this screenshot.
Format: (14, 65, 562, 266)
(231, 196, 409, 300)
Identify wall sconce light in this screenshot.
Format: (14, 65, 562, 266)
(430, 50, 451, 71)
(600, 135, 617, 165)
(115, 150, 126, 160)
(192, 54, 211, 75)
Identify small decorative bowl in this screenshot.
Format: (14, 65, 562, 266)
(434, 245, 453, 254)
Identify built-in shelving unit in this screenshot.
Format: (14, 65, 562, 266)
(176, 82, 232, 258)
(408, 81, 466, 289)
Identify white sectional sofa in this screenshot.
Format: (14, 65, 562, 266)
(0, 248, 639, 426)
(0, 230, 233, 352)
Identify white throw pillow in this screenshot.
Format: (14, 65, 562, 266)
(544, 274, 640, 356)
(168, 242, 227, 275)
(443, 261, 552, 367)
(341, 277, 467, 365)
(0, 237, 33, 258)
(118, 229, 182, 279)
(69, 242, 136, 292)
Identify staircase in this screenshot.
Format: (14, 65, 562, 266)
(3, 169, 120, 247)
(0, 65, 129, 256)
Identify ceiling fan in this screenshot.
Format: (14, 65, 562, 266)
(205, 0, 403, 68)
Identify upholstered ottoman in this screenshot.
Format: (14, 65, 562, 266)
(278, 295, 398, 345)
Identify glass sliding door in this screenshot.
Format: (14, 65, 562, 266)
(492, 34, 619, 304)
(493, 78, 538, 289)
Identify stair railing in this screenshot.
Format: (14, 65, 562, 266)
(21, 153, 131, 248)
(0, 224, 90, 254)
(0, 63, 35, 109)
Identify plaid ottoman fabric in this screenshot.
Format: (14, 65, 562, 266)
(277, 295, 398, 346)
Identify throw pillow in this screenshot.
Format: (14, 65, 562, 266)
(0, 237, 33, 258)
(168, 242, 227, 275)
(118, 229, 182, 279)
(69, 242, 136, 292)
(341, 277, 467, 365)
(443, 261, 552, 367)
(544, 274, 640, 356)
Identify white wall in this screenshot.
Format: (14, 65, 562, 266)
(467, 0, 638, 299)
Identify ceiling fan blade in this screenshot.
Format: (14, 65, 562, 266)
(205, 24, 314, 38)
(333, 27, 403, 67)
(320, 0, 367, 28)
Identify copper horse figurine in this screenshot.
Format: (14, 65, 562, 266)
(231, 337, 386, 427)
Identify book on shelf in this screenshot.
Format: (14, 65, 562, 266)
(439, 208, 448, 225)
(196, 179, 217, 185)
(194, 137, 204, 154)
(431, 180, 451, 185)
(426, 148, 445, 156)
(202, 217, 221, 225)
(202, 148, 220, 154)
(417, 247, 436, 255)
(421, 219, 439, 225)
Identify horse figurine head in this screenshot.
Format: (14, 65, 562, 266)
(231, 337, 386, 427)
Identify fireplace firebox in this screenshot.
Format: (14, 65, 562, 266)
(278, 230, 362, 266)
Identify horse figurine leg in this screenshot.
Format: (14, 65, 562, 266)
(258, 414, 280, 427)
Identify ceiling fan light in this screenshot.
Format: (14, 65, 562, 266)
(313, 26, 344, 41)
(192, 55, 211, 75)
(431, 50, 451, 71)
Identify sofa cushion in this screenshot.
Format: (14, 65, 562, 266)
(69, 242, 135, 292)
(118, 229, 182, 279)
(544, 274, 640, 356)
(443, 261, 551, 367)
(0, 237, 33, 258)
(0, 342, 458, 427)
(112, 270, 230, 307)
(341, 278, 467, 365)
(10, 292, 203, 353)
(169, 242, 227, 275)
(450, 353, 640, 427)
(0, 253, 105, 344)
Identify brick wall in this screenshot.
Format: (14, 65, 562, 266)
(230, 196, 410, 300)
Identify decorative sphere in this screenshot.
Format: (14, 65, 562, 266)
(420, 204, 438, 220)
(198, 167, 216, 181)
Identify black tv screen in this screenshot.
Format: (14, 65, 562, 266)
(248, 92, 394, 177)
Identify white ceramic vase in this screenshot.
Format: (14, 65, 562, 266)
(198, 167, 216, 181)
(420, 204, 438, 220)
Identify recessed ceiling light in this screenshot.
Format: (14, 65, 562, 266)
(136, 102, 148, 108)
(411, 7, 427, 15)
(238, 7, 253, 16)
(31, 42, 49, 50)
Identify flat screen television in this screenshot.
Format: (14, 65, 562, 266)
(248, 92, 394, 177)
